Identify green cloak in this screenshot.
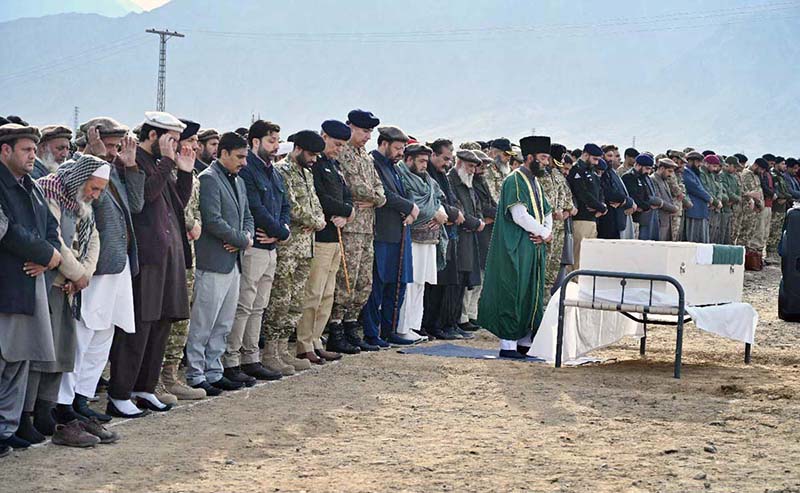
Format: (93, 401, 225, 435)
(477, 168, 551, 341)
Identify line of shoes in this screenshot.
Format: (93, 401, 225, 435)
(1, 395, 118, 456)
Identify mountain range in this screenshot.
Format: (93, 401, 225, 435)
(1, 0, 798, 156)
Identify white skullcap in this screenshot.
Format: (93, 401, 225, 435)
(91, 163, 111, 180)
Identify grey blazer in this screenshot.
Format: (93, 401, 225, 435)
(195, 161, 254, 274)
(93, 164, 146, 277)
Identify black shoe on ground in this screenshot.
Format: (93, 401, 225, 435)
(516, 345, 531, 356)
(1, 435, 31, 449)
(223, 366, 257, 387)
(53, 403, 87, 425)
(499, 349, 528, 359)
(105, 400, 150, 419)
(95, 376, 109, 395)
(344, 321, 379, 352)
(32, 400, 56, 436)
(458, 321, 480, 332)
(468, 318, 481, 327)
(0, 444, 10, 458)
(326, 322, 361, 354)
(134, 397, 173, 413)
(73, 394, 112, 423)
(15, 412, 45, 444)
(210, 376, 244, 391)
(426, 327, 448, 340)
(191, 380, 222, 397)
(453, 326, 475, 339)
(241, 362, 282, 381)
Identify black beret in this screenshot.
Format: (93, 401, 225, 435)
(624, 147, 639, 158)
(702, 150, 715, 157)
(635, 154, 655, 167)
(404, 143, 433, 157)
(289, 130, 325, 153)
(550, 143, 567, 158)
(734, 153, 748, 163)
(179, 119, 200, 142)
(755, 158, 770, 170)
(476, 141, 489, 150)
(519, 136, 551, 158)
(490, 138, 512, 153)
(321, 120, 351, 141)
(762, 153, 776, 162)
(583, 143, 603, 157)
(347, 109, 380, 129)
(234, 127, 249, 138)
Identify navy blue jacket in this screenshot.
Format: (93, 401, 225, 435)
(239, 150, 290, 250)
(567, 159, 607, 221)
(313, 154, 353, 244)
(371, 150, 414, 244)
(783, 172, 800, 200)
(0, 162, 60, 315)
(598, 169, 634, 237)
(683, 166, 712, 219)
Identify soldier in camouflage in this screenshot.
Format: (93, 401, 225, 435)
(699, 155, 725, 243)
(330, 110, 386, 352)
(262, 131, 327, 373)
(159, 121, 206, 402)
(541, 154, 576, 294)
(768, 157, 792, 256)
(665, 151, 691, 241)
(739, 161, 764, 260)
(484, 138, 514, 201)
(730, 156, 747, 245)
(719, 156, 742, 245)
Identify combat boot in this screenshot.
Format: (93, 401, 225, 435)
(326, 322, 360, 354)
(278, 338, 311, 371)
(161, 362, 206, 400)
(262, 340, 295, 376)
(343, 321, 379, 352)
(154, 380, 178, 406)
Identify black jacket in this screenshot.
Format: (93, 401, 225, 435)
(428, 162, 461, 285)
(448, 169, 482, 281)
(371, 150, 414, 243)
(473, 174, 496, 268)
(0, 163, 60, 315)
(622, 169, 661, 223)
(313, 154, 353, 243)
(567, 159, 607, 221)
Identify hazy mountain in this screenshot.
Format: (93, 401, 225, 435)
(1, 0, 798, 156)
(0, 0, 144, 23)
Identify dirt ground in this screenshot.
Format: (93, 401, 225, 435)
(3, 263, 800, 493)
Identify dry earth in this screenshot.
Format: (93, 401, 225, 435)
(2, 264, 799, 493)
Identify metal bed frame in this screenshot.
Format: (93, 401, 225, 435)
(555, 269, 752, 379)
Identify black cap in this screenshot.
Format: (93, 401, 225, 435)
(321, 120, 351, 141)
(179, 119, 200, 142)
(583, 143, 603, 157)
(289, 130, 325, 153)
(519, 136, 551, 157)
(347, 109, 380, 129)
(490, 138, 512, 153)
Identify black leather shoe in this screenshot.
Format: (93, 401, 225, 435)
(241, 362, 282, 381)
(0, 444, 10, 458)
(499, 349, 528, 359)
(15, 412, 45, 444)
(344, 321, 379, 352)
(210, 376, 244, 391)
(458, 321, 481, 332)
(73, 394, 112, 423)
(223, 366, 257, 387)
(134, 398, 173, 413)
(105, 400, 150, 419)
(191, 380, 222, 397)
(516, 345, 531, 356)
(453, 326, 475, 340)
(1, 435, 30, 449)
(326, 323, 361, 354)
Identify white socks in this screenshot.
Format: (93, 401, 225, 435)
(110, 398, 142, 415)
(131, 392, 167, 410)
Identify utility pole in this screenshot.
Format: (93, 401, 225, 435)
(632, 136, 637, 148)
(72, 106, 79, 135)
(145, 28, 185, 111)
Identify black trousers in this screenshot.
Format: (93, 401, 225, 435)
(423, 272, 470, 330)
(108, 319, 171, 400)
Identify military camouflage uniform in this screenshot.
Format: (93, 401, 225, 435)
(163, 173, 201, 366)
(768, 170, 792, 255)
(261, 154, 326, 341)
(330, 142, 386, 323)
(731, 170, 746, 245)
(541, 166, 574, 290)
(483, 158, 510, 206)
(739, 168, 764, 252)
(666, 172, 691, 241)
(719, 169, 741, 245)
(699, 167, 724, 243)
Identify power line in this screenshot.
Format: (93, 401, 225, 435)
(145, 28, 185, 111)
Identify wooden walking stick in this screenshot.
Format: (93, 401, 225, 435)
(337, 226, 352, 295)
(391, 223, 408, 335)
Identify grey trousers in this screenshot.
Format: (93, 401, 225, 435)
(24, 370, 61, 412)
(186, 268, 240, 386)
(0, 358, 29, 439)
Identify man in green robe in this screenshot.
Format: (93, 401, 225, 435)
(477, 136, 553, 359)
